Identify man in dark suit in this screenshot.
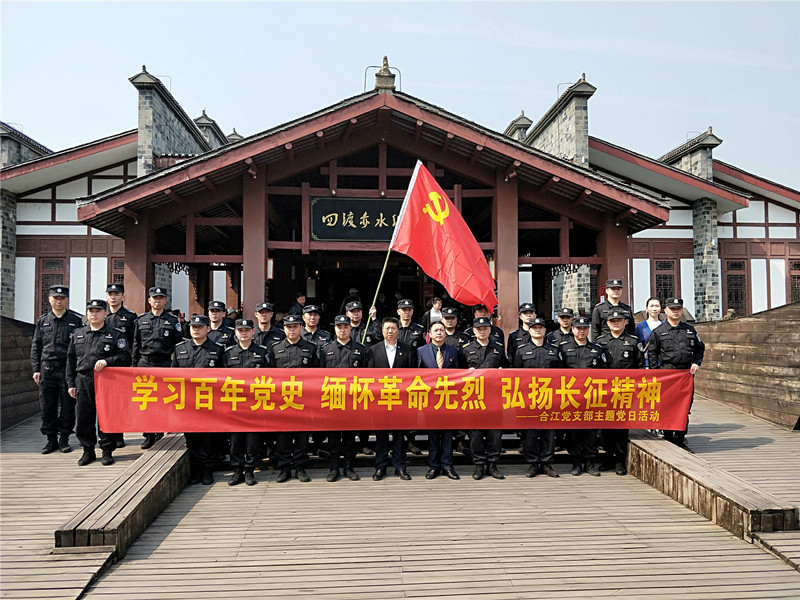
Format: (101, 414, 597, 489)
(418, 321, 460, 480)
(367, 317, 417, 481)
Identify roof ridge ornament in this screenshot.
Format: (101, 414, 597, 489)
(374, 56, 396, 92)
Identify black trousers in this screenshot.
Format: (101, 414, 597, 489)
(138, 356, 170, 437)
(327, 431, 357, 469)
(567, 429, 598, 463)
(39, 362, 75, 438)
(428, 430, 454, 470)
(185, 432, 216, 473)
(74, 372, 121, 451)
(522, 429, 556, 465)
(375, 431, 407, 470)
(230, 432, 262, 469)
(276, 432, 309, 469)
(601, 429, 629, 464)
(469, 429, 503, 465)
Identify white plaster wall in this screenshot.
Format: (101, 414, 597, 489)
(55, 178, 89, 199)
(17, 225, 87, 235)
(17, 203, 51, 221)
(172, 271, 190, 314)
(680, 258, 695, 317)
(632, 229, 693, 239)
(212, 270, 227, 304)
(69, 257, 87, 313)
(90, 257, 107, 300)
(738, 226, 766, 238)
(769, 227, 797, 239)
(768, 203, 797, 223)
(518, 271, 532, 304)
(750, 259, 768, 313)
(770, 259, 786, 309)
(736, 200, 765, 223)
(14, 257, 35, 323)
(632, 258, 650, 313)
(55, 203, 78, 221)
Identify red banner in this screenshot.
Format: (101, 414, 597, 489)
(95, 368, 692, 432)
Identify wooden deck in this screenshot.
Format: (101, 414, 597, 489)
(3, 396, 799, 599)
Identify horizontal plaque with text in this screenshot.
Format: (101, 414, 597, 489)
(311, 197, 403, 242)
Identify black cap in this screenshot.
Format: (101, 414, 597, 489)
(86, 299, 107, 310)
(255, 302, 274, 312)
(529, 317, 546, 327)
(208, 300, 226, 311)
(397, 299, 414, 309)
(518, 302, 536, 314)
(473, 316, 492, 327)
(345, 301, 363, 311)
(106, 283, 124, 293)
(441, 307, 458, 317)
(302, 304, 321, 314)
(235, 319, 255, 329)
(557, 307, 575, 317)
(283, 314, 302, 325)
(190, 314, 211, 326)
(666, 297, 683, 308)
(605, 279, 623, 288)
(573, 316, 591, 327)
(607, 309, 629, 320)
(334, 315, 351, 325)
(48, 285, 69, 297)
(148, 287, 168, 297)
(473, 304, 488, 312)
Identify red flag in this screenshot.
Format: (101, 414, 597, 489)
(391, 161, 498, 309)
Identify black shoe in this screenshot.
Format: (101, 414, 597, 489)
(296, 468, 311, 483)
(59, 437, 72, 453)
(276, 468, 291, 483)
(541, 464, 560, 478)
(317, 449, 330, 459)
(344, 468, 360, 481)
(361, 446, 375, 456)
(425, 468, 440, 480)
(244, 469, 257, 486)
(396, 469, 412, 481)
(326, 468, 341, 482)
(586, 463, 601, 477)
(202, 469, 214, 485)
(615, 463, 627, 476)
(409, 443, 423, 456)
(488, 464, 504, 480)
(115, 438, 126, 449)
(676, 441, 694, 454)
(372, 467, 387, 481)
(190, 472, 203, 485)
(569, 463, 582, 476)
(77, 448, 96, 466)
(41, 437, 59, 455)
(525, 464, 538, 478)
(140, 435, 156, 450)
(101, 451, 114, 466)
(229, 469, 244, 486)
(472, 465, 486, 480)
(445, 469, 460, 480)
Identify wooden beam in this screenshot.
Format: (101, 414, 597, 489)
(152, 254, 243, 263)
(572, 188, 591, 207)
(316, 130, 325, 151)
(328, 159, 337, 193)
(494, 170, 518, 340)
(342, 117, 357, 141)
(267, 241, 302, 250)
(470, 145, 483, 165)
(539, 175, 560, 194)
(243, 163, 267, 313)
(379, 142, 387, 192)
(442, 132, 455, 153)
(117, 207, 139, 223)
(614, 207, 638, 223)
(284, 143, 294, 162)
(193, 217, 244, 226)
(164, 188, 184, 205)
(185, 212, 195, 262)
(518, 221, 562, 229)
(518, 256, 600, 265)
(414, 119, 423, 141)
(560, 215, 570, 261)
(454, 183, 462, 213)
(505, 160, 521, 180)
(198, 176, 216, 191)
(224, 202, 241, 217)
(244, 157, 257, 178)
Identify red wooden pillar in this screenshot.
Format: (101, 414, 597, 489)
(596, 213, 629, 302)
(493, 169, 519, 341)
(243, 166, 268, 313)
(124, 211, 155, 314)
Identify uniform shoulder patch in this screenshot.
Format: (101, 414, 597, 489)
(117, 338, 127, 349)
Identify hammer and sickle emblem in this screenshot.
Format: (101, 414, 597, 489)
(423, 192, 450, 225)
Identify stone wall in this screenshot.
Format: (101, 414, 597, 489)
(693, 197, 721, 322)
(1, 137, 46, 169)
(154, 264, 173, 303)
(1, 317, 40, 429)
(529, 97, 590, 167)
(673, 148, 714, 181)
(1, 189, 17, 318)
(551, 264, 594, 316)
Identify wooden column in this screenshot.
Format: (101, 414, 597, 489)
(243, 167, 267, 313)
(123, 211, 155, 314)
(596, 213, 630, 302)
(493, 170, 519, 341)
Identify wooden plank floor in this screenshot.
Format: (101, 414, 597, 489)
(82, 454, 800, 598)
(0, 417, 146, 600)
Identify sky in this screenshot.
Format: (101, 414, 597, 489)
(2, 1, 799, 188)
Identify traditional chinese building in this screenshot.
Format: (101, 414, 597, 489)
(2, 60, 798, 339)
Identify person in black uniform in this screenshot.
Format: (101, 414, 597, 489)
(591, 278, 635, 341)
(320, 315, 366, 482)
(562, 316, 607, 476)
(132, 287, 184, 449)
(104, 283, 136, 347)
(367, 317, 417, 481)
(223, 318, 272, 487)
(460, 316, 509, 480)
(172, 314, 225, 484)
(30, 285, 83, 454)
(464, 305, 505, 348)
(207, 300, 236, 348)
(347, 301, 382, 347)
(547, 307, 575, 347)
(289, 292, 306, 316)
(513, 317, 565, 478)
(649, 298, 705, 452)
(301, 304, 332, 349)
(268, 314, 320, 482)
(506, 303, 537, 364)
(441, 306, 470, 349)
(595, 309, 644, 475)
(66, 299, 131, 466)
(253, 301, 285, 348)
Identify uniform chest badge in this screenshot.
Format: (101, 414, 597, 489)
(209, 360, 215, 367)
(302, 357, 308, 364)
(592, 358, 597, 365)
(164, 330, 170, 337)
(623, 351, 629, 358)
(103, 344, 111, 352)
(353, 360, 359, 367)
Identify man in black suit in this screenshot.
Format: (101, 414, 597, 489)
(367, 317, 417, 481)
(417, 321, 460, 480)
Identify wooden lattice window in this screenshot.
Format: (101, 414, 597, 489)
(790, 261, 800, 303)
(655, 260, 676, 301)
(40, 258, 66, 316)
(726, 260, 747, 316)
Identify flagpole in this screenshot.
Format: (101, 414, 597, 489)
(360, 247, 392, 345)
